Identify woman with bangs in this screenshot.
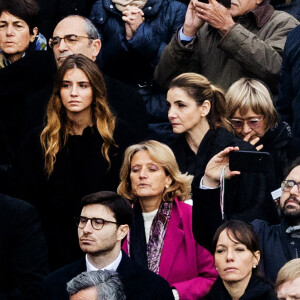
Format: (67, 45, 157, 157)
(13, 54, 136, 270)
(226, 78, 291, 187)
(203, 220, 277, 300)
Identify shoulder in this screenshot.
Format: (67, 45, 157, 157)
(271, 10, 299, 25)
(118, 254, 173, 298)
(44, 258, 85, 286)
(251, 219, 280, 235)
(0, 194, 38, 220)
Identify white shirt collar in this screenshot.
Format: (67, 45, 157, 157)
(85, 251, 122, 272)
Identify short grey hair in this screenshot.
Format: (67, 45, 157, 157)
(63, 15, 100, 39)
(67, 270, 126, 300)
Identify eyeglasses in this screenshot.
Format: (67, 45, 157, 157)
(74, 216, 118, 230)
(281, 180, 300, 192)
(49, 34, 91, 48)
(230, 116, 264, 130)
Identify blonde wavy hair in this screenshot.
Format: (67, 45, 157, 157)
(117, 140, 193, 203)
(226, 78, 278, 131)
(40, 54, 116, 177)
(169, 72, 233, 132)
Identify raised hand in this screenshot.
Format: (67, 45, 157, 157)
(193, 0, 235, 35)
(202, 146, 241, 188)
(243, 133, 264, 151)
(183, 0, 205, 37)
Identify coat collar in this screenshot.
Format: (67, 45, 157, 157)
(159, 199, 185, 280)
(235, 0, 275, 28)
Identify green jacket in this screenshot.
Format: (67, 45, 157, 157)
(154, 2, 299, 94)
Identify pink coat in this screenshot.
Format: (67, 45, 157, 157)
(123, 199, 218, 300)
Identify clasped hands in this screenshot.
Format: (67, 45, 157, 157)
(183, 0, 235, 37)
(122, 6, 145, 40)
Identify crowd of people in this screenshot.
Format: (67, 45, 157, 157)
(0, 0, 300, 299)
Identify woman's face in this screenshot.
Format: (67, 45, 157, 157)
(0, 11, 37, 62)
(214, 229, 260, 285)
(60, 68, 93, 116)
(130, 150, 172, 205)
(167, 87, 205, 134)
(231, 108, 267, 140)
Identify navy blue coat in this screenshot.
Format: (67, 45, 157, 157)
(90, 0, 186, 85)
(277, 25, 300, 159)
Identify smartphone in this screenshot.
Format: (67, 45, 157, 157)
(229, 151, 272, 173)
(199, 0, 231, 8)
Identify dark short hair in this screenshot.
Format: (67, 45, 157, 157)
(81, 191, 133, 228)
(212, 220, 263, 278)
(67, 270, 125, 300)
(283, 157, 300, 179)
(0, 0, 39, 34)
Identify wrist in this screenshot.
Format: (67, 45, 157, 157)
(202, 175, 220, 188)
(183, 24, 198, 37)
(219, 20, 235, 36)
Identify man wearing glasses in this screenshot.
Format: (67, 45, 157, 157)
(193, 151, 300, 283)
(44, 191, 174, 300)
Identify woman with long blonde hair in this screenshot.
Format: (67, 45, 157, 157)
(13, 54, 136, 270)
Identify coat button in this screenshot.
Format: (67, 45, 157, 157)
(110, 4, 113, 8)
(100, 17, 103, 21)
(147, 6, 152, 10)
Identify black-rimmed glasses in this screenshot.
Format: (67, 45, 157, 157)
(281, 180, 300, 192)
(49, 34, 91, 48)
(74, 216, 118, 230)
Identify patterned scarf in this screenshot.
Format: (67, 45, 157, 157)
(129, 200, 173, 274)
(111, 0, 147, 12)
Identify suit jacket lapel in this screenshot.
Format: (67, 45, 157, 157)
(159, 200, 184, 280)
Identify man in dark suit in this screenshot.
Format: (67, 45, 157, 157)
(0, 194, 48, 299)
(44, 191, 174, 300)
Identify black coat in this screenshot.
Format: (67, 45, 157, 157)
(258, 121, 291, 189)
(0, 194, 49, 299)
(171, 128, 279, 251)
(11, 121, 137, 270)
(203, 276, 277, 300)
(252, 218, 300, 283)
(0, 51, 56, 193)
(21, 74, 148, 141)
(44, 252, 175, 300)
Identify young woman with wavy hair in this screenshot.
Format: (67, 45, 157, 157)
(40, 54, 116, 177)
(12, 54, 137, 270)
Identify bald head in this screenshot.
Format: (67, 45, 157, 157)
(51, 15, 101, 67)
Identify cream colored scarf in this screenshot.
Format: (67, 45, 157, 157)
(112, 0, 147, 12)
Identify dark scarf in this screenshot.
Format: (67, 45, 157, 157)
(129, 200, 173, 273)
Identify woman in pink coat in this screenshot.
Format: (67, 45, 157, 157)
(118, 140, 218, 300)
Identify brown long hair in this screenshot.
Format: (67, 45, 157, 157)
(169, 72, 232, 132)
(40, 54, 116, 177)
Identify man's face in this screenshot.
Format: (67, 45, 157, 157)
(78, 204, 121, 256)
(70, 287, 97, 300)
(280, 166, 300, 224)
(52, 16, 100, 67)
(277, 277, 300, 300)
(228, 0, 263, 17)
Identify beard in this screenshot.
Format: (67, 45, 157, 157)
(281, 195, 300, 225)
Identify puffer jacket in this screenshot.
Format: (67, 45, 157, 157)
(90, 0, 186, 85)
(90, 0, 186, 143)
